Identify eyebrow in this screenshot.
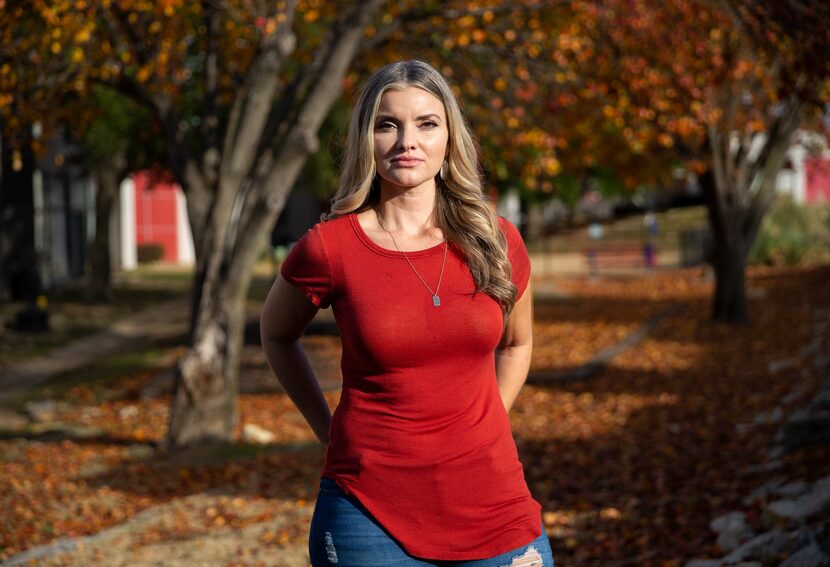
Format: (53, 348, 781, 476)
(375, 113, 443, 122)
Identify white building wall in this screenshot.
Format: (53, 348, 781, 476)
(119, 177, 137, 270)
(778, 140, 807, 203)
(175, 188, 195, 265)
(31, 169, 50, 288)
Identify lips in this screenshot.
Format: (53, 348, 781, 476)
(390, 156, 423, 167)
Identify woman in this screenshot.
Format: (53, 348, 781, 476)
(261, 60, 553, 566)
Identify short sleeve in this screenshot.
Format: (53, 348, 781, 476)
(498, 217, 531, 299)
(280, 223, 334, 308)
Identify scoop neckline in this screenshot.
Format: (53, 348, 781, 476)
(349, 213, 447, 258)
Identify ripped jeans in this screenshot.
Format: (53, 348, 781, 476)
(309, 477, 554, 567)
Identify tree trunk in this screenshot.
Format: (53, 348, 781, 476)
(87, 151, 124, 302)
(700, 169, 751, 324)
(700, 100, 801, 325)
(710, 236, 749, 324)
(163, 0, 387, 447)
(166, 258, 251, 445)
(1, 141, 39, 301)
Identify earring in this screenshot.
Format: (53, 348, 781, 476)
(439, 161, 448, 180)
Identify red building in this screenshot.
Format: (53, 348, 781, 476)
(805, 157, 830, 203)
(120, 170, 194, 268)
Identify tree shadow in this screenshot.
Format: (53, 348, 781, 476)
(82, 439, 326, 503)
(517, 363, 796, 565)
(0, 427, 147, 445)
(510, 265, 830, 564)
(68, 359, 782, 565)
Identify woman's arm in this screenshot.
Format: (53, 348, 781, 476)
(495, 282, 534, 413)
(260, 275, 332, 445)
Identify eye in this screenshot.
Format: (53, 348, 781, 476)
(375, 120, 396, 131)
(420, 120, 438, 129)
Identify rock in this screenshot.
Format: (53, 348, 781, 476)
(735, 422, 752, 435)
(738, 407, 785, 434)
(813, 389, 830, 410)
(722, 530, 791, 564)
(0, 407, 29, 429)
(782, 379, 813, 405)
(767, 446, 787, 460)
(780, 543, 830, 567)
(24, 400, 57, 422)
(685, 560, 722, 567)
(752, 407, 784, 426)
(768, 359, 796, 374)
(777, 406, 830, 452)
(710, 512, 754, 552)
(63, 424, 106, 439)
(776, 481, 810, 499)
(747, 287, 768, 299)
(118, 405, 139, 420)
(241, 423, 275, 445)
(127, 444, 155, 460)
(80, 406, 103, 419)
(745, 460, 784, 474)
(77, 458, 111, 479)
(24, 422, 104, 441)
(801, 335, 823, 357)
(765, 476, 830, 528)
(744, 479, 785, 506)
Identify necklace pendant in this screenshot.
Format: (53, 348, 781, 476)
(433, 295, 441, 307)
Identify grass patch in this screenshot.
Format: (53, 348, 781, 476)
(533, 205, 708, 253)
(123, 263, 195, 284)
(2, 347, 173, 409)
(749, 197, 830, 266)
(0, 266, 193, 367)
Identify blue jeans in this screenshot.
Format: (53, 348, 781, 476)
(309, 477, 554, 566)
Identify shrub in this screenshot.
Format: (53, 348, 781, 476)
(749, 196, 830, 266)
(137, 243, 165, 264)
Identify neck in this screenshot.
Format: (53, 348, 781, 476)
(376, 178, 439, 233)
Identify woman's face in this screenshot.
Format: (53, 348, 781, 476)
(373, 86, 449, 194)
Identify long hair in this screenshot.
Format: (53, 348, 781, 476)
(326, 60, 518, 315)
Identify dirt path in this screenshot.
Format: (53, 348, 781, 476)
(5, 492, 313, 566)
(0, 298, 189, 399)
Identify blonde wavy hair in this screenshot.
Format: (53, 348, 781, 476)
(325, 60, 518, 315)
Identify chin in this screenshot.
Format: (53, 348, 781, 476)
(381, 173, 439, 191)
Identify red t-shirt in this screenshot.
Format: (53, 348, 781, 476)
(280, 213, 541, 560)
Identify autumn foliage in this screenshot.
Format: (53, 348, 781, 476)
(2, 0, 827, 200)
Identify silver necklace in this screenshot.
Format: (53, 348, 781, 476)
(375, 211, 448, 307)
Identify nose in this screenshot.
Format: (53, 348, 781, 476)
(397, 125, 416, 150)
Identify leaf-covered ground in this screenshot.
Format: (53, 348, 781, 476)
(1, 265, 829, 566)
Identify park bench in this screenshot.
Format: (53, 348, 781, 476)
(583, 244, 657, 276)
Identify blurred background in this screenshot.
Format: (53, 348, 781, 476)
(1, 1, 829, 565)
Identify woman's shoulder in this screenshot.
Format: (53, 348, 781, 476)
(496, 216, 531, 290)
(496, 215, 523, 243)
(303, 213, 354, 240)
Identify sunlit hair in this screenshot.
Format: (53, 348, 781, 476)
(325, 60, 518, 315)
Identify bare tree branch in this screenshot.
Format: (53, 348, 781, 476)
(229, 0, 388, 279)
(220, 0, 299, 189)
(201, 0, 222, 186)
